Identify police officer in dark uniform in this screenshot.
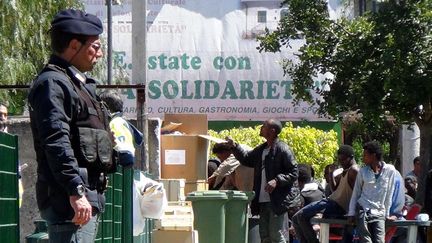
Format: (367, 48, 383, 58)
(28, 9, 114, 242)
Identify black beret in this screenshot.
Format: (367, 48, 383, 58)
(51, 9, 103, 36)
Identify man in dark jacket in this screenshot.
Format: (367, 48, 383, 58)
(28, 9, 113, 242)
(227, 119, 298, 243)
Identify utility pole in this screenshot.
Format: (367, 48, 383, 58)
(105, 1, 136, 241)
(106, 0, 113, 85)
(132, 0, 149, 172)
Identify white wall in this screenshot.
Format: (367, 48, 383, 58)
(400, 124, 420, 176)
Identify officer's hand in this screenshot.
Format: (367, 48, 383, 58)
(265, 179, 277, 193)
(70, 195, 92, 226)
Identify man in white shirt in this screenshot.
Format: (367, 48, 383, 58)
(347, 141, 397, 243)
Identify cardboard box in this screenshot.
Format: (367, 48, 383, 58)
(162, 114, 208, 135)
(155, 201, 193, 230)
(152, 229, 198, 243)
(161, 114, 210, 181)
(159, 179, 186, 202)
(184, 180, 208, 195)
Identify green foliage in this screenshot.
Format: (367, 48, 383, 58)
(279, 123, 339, 178)
(208, 122, 339, 178)
(208, 126, 265, 148)
(259, 0, 432, 127)
(352, 138, 391, 166)
(258, 1, 432, 190)
(0, 0, 82, 112)
(352, 139, 364, 165)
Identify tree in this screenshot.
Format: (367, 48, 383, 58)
(341, 111, 399, 165)
(258, 0, 432, 204)
(0, 0, 82, 113)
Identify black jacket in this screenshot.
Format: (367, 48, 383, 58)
(28, 55, 110, 220)
(232, 139, 298, 215)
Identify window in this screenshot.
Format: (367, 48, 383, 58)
(280, 9, 289, 19)
(257, 11, 267, 23)
(356, 0, 381, 16)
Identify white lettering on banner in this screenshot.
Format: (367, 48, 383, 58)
(84, 0, 333, 121)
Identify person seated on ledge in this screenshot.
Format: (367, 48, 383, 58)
(292, 145, 359, 243)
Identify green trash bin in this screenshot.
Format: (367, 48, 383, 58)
(186, 191, 228, 243)
(26, 220, 49, 243)
(224, 190, 255, 243)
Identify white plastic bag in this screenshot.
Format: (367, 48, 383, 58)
(133, 183, 146, 236)
(134, 172, 167, 219)
(133, 172, 168, 235)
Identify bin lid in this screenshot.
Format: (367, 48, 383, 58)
(186, 191, 228, 201)
(222, 190, 250, 200)
(244, 191, 255, 201)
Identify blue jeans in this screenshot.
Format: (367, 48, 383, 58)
(292, 198, 351, 243)
(259, 202, 287, 243)
(41, 206, 100, 243)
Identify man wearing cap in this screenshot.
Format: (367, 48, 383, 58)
(292, 144, 359, 243)
(28, 9, 114, 242)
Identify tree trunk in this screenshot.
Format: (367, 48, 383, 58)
(415, 122, 432, 206)
(388, 129, 399, 165)
(343, 129, 355, 145)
